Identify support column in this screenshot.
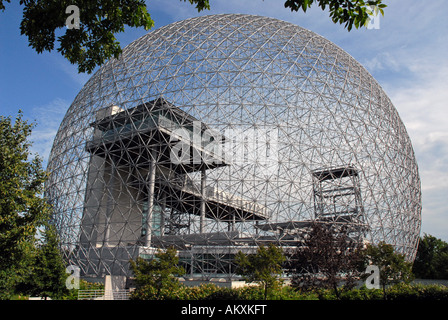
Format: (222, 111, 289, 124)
(103, 160, 115, 246)
(200, 167, 206, 233)
(160, 195, 166, 236)
(145, 159, 156, 247)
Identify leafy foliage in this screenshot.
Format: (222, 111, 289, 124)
(386, 283, 448, 301)
(0, 0, 210, 73)
(0, 0, 387, 73)
(286, 223, 363, 298)
(413, 234, 448, 279)
(284, 0, 386, 30)
(129, 281, 448, 301)
(130, 247, 185, 299)
(235, 244, 286, 299)
(63, 278, 104, 300)
(0, 112, 51, 299)
(182, 0, 210, 11)
(19, 0, 154, 73)
(130, 281, 314, 300)
(128, 236, 447, 301)
(16, 224, 68, 299)
(359, 241, 414, 298)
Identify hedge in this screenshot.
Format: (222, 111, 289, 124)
(130, 283, 448, 301)
(317, 283, 448, 300)
(130, 283, 316, 300)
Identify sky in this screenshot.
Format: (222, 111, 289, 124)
(0, 0, 447, 241)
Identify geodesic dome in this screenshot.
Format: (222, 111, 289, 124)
(46, 14, 421, 278)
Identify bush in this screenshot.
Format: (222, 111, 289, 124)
(62, 279, 104, 300)
(180, 284, 223, 300)
(316, 283, 448, 301)
(338, 286, 383, 300)
(386, 283, 448, 301)
(131, 283, 228, 300)
(204, 287, 242, 300)
(130, 281, 448, 301)
(237, 285, 265, 300)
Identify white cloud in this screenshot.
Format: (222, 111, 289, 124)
(362, 51, 405, 73)
(387, 58, 448, 240)
(29, 98, 69, 165)
(338, 0, 448, 240)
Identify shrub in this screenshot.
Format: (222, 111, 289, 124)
(182, 284, 223, 300)
(130, 281, 448, 301)
(338, 285, 383, 300)
(273, 286, 318, 300)
(235, 244, 285, 300)
(317, 283, 448, 301)
(237, 285, 266, 300)
(386, 283, 448, 301)
(204, 287, 242, 300)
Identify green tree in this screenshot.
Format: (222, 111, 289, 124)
(412, 234, 448, 280)
(284, 0, 386, 31)
(1, 0, 385, 74)
(0, 112, 51, 299)
(286, 223, 363, 298)
(235, 244, 286, 300)
(17, 223, 68, 299)
(360, 241, 414, 299)
(130, 247, 185, 299)
(0, 0, 209, 74)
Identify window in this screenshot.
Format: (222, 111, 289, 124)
(141, 201, 163, 237)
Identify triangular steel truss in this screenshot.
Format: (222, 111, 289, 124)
(45, 14, 421, 279)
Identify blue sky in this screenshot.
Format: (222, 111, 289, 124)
(1, 0, 447, 241)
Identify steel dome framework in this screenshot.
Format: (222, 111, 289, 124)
(46, 14, 421, 279)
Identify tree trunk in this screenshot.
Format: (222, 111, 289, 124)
(333, 283, 340, 299)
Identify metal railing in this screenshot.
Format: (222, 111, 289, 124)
(78, 289, 130, 300)
(77, 290, 105, 300)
